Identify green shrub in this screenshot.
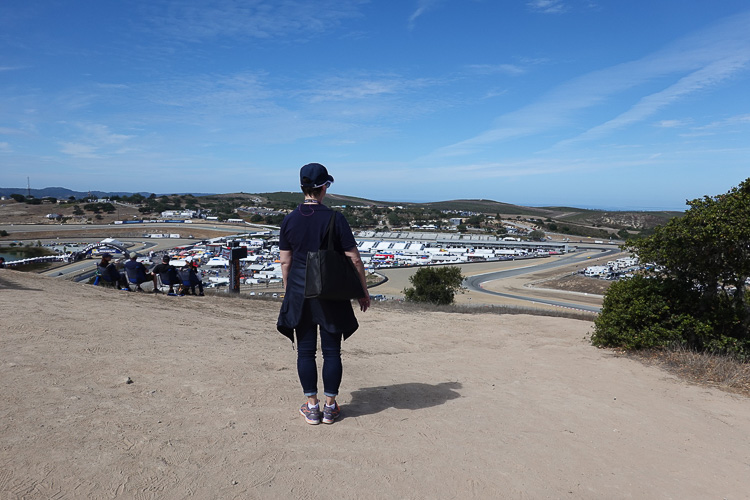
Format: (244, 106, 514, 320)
(594, 177, 750, 359)
(593, 276, 689, 349)
(404, 266, 464, 306)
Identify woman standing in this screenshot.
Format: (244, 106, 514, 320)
(277, 163, 370, 425)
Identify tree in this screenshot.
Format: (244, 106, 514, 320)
(404, 266, 464, 305)
(466, 215, 483, 227)
(10, 194, 25, 203)
(387, 211, 403, 227)
(264, 214, 284, 225)
(592, 178, 750, 359)
(528, 230, 546, 241)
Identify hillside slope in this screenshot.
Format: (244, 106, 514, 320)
(1, 270, 748, 499)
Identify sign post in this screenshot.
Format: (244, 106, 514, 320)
(226, 241, 247, 293)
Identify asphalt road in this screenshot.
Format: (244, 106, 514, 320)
(463, 248, 620, 312)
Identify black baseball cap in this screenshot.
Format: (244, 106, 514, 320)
(300, 163, 334, 188)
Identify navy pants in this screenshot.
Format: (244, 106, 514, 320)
(295, 311, 343, 398)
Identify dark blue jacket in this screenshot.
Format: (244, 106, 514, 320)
(124, 259, 150, 284)
(276, 204, 359, 342)
(99, 263, 122, 283)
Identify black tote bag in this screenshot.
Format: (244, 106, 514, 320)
(304, 212, 366, 301)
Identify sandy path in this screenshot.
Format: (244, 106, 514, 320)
(1, 270, 749, 499)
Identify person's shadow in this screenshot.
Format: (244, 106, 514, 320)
(0, 275, 43, 291)
(342, 381, 462, 420)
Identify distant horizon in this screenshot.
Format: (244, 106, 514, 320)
(0, 184, 686, 213)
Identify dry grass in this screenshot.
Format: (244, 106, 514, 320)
(357, 296, 598, 321)
(213, 288, 598, 321)
(623, 347, 750, 397)
(532, 272, 612, 295)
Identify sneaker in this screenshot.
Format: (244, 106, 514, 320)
(322, 402, 340, 424)
(299, 403, 321, 425)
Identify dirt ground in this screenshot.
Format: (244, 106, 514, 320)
(532, 273, 613, 295)
(1, 270, 749, 499)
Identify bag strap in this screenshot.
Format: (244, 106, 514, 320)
(320, 212, 337, 251)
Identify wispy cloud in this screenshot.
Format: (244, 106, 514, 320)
(0, 142, 12, 153)
(303, 74, 433, 103)
(655, 119, 690, 128)
(408, 0, 445, 29)
(561, 55, 749, 145)
(143, 73, 274, 114)
(145, 0, 368, 43)
(466, 64, 526, 76)
(58, 123, 135, 158)
(75, 123, 134, 145)
(482, 88, 509, 99)
(59, 142, 101, 159)
(680, 113, 750, 137)
(432, 10, 750, 158)
(527, 0, 568, 14)
(695, 113, 750, 130)
(0, 127, 27, 136)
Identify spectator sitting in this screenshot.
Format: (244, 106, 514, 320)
(151, 255, 180, 294)
(181, 260, 205, 296)
(123, 252, 158, 292)
(98, 253, 128, 289)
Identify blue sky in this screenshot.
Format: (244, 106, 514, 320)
(2, 1, 749, 210)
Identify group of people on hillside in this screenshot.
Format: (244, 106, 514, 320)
(97, 252, 204, 296)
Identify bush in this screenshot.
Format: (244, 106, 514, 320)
(404, 266, 464, 305)
(593, 178, 750, 360)
(593, 276, 694, 350)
